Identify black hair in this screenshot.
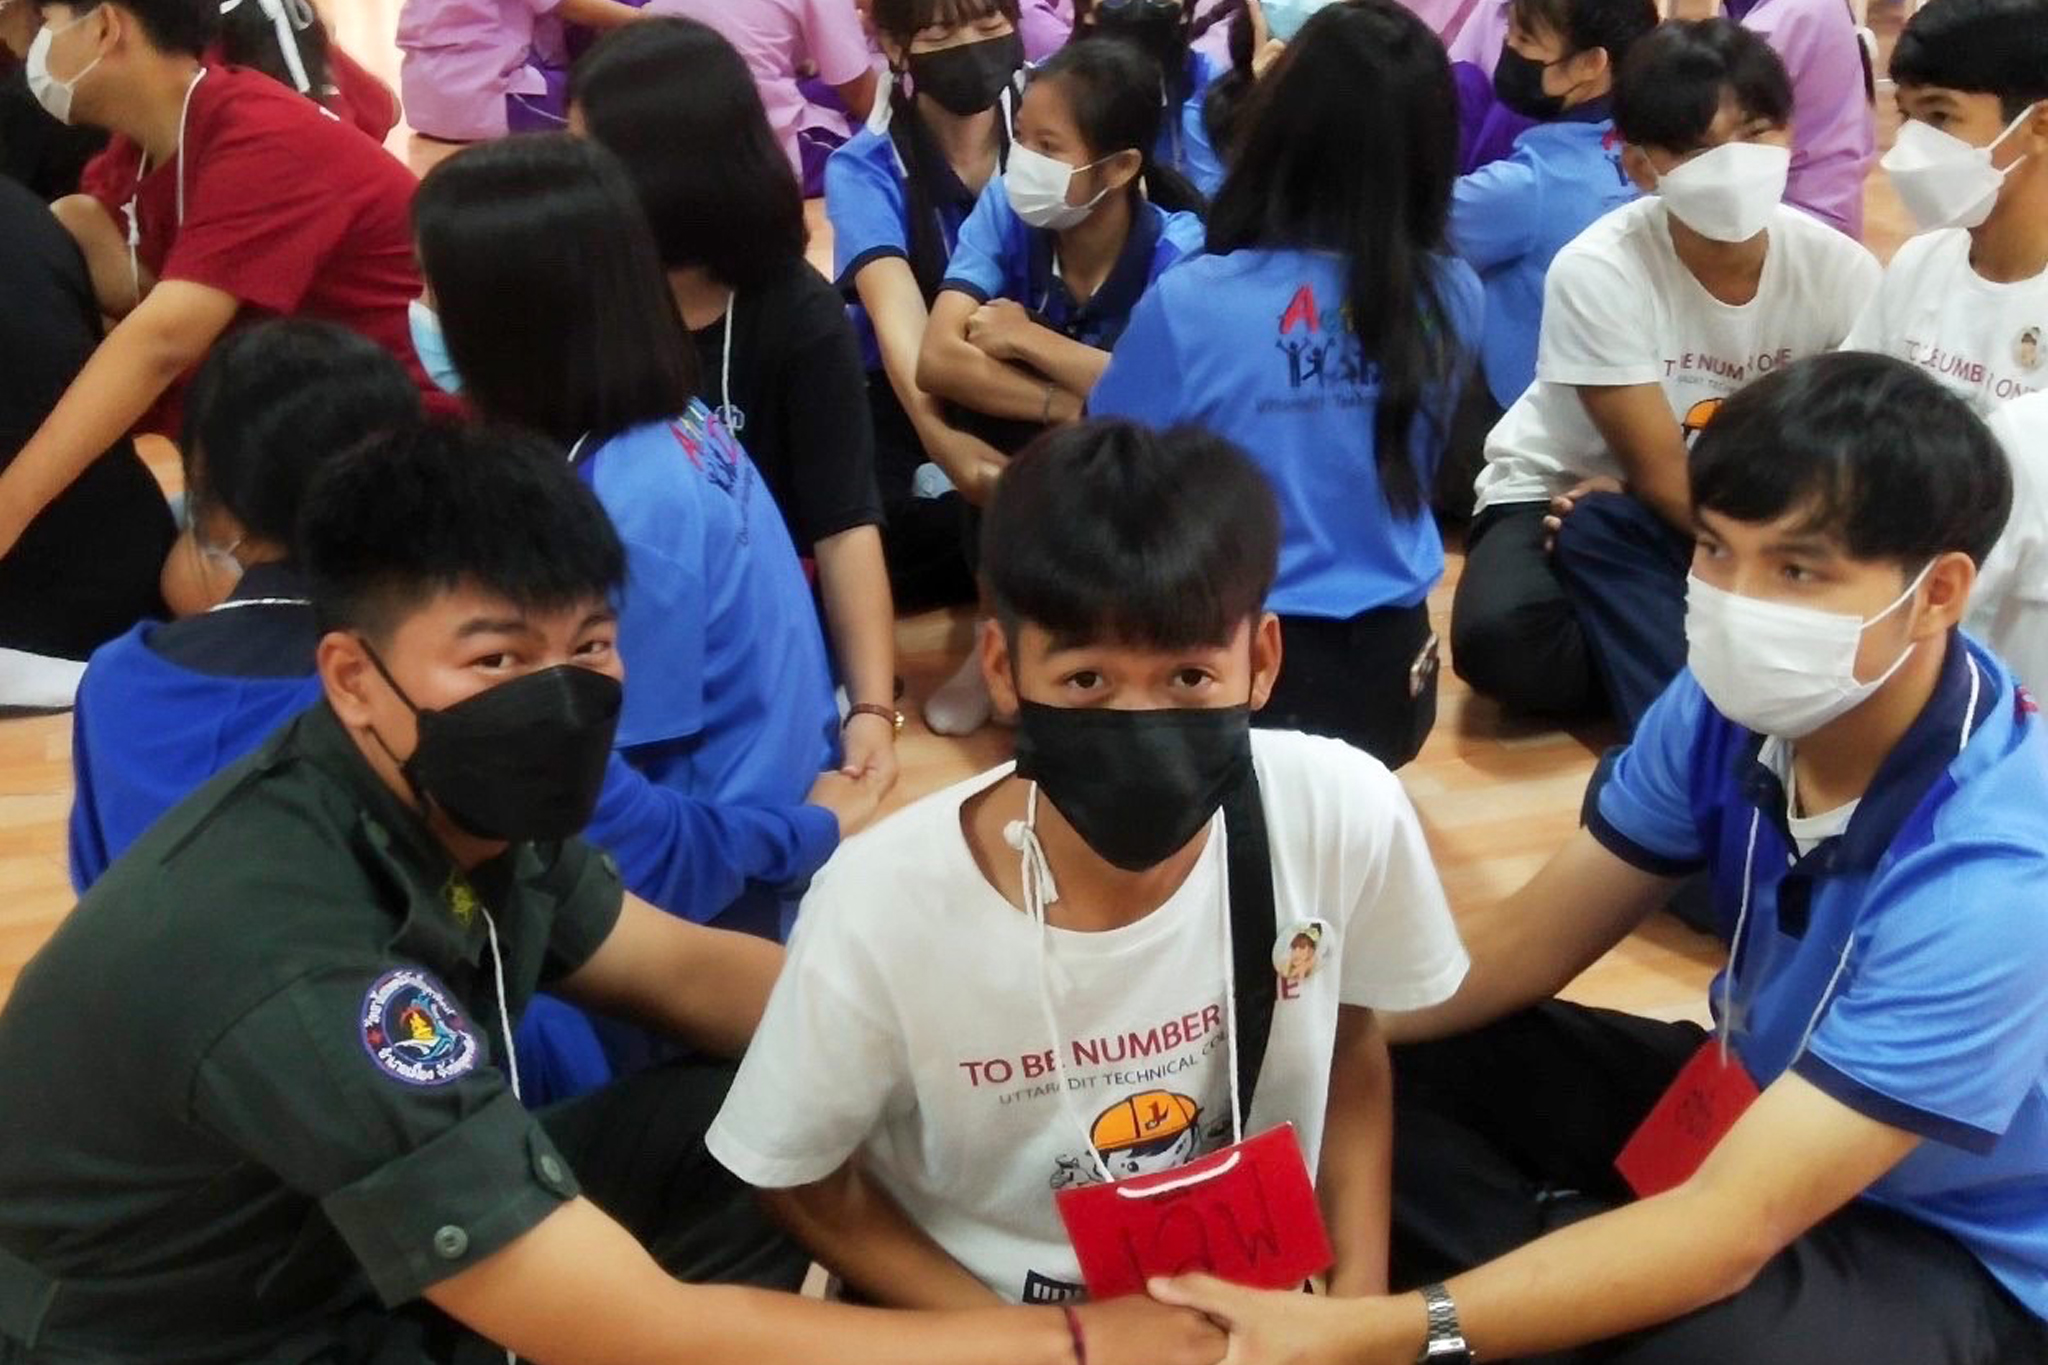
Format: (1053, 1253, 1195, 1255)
(570, 19, 806, 290)
(1072, 0, 1201, 102)
(412, 134, 694, 447)
(1892, 0, 2048, 121)
(1207, 0, 1460, 520)
(984, 420, 1281, 649)
(1510, 0, 1658, 69)
(1200, 1, 1259, 164)
(216, 0, 332, 96)
(1691, 352, 2012, 569)
(71, 0, 214, 55)
(871, 0, 1022, 300)
(1614, 19, 1793, 153)
(1027, 36, 1206, 216)
(181, 320, 420, 549)
(301, 420, 628, 642)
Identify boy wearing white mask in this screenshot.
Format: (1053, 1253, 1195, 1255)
(1450, 19, 1878, 733)
(1845, 0, 2047, 416)
(1148, 351, 2048, 1365)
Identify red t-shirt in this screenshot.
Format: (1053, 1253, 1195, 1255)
(81, 65, 444, 416)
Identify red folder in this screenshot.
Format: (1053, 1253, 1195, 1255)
(1055, 1124, 1334, 1300)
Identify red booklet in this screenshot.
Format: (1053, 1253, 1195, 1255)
(1055, 1123, 1334, 1300)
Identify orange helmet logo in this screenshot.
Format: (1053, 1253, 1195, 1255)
(1090, 1091, 1201, 1152)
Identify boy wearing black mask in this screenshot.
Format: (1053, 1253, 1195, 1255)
(708, 421, 1469, 1308)
(1438, 0, 1657, 517)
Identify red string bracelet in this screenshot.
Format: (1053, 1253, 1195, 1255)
(1061, 1306, 1088, 1365)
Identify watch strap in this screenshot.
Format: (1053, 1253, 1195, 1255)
(1416, 1282, 1473, 1363)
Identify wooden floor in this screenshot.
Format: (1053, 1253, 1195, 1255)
(0, 0, 1923, 1009)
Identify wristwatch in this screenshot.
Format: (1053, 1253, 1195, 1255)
(844, 702, 904, 735)
(1416, 1283, 1474, 1364)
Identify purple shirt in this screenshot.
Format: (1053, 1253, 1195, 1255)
(1021, 0, 1074, 61)
(1732, 0, 1874, 237)
(1446, 0, 1508, 71)
(397, 0, 567, 141)
(649, 0, 876, 173)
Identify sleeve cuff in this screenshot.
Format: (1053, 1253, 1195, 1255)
(1792, 1053, 2003, 1156)
(1347, 951, 1471, 1013)
(791, 804, 841, 882)
(938, 278, 991, 305)
(836, 244, 906, 291)
(321, 1088, 579, 1305)
(1586, 805, 1704, 878)
(705, 1116, 852, 1191)
(1536, 363, 1663, 387)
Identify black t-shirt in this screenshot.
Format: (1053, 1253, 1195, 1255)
(0, 61, 107, 201)
(689, 256, 884, 556)
(0, 175, 174, 657)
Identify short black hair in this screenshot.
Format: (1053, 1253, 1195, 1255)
(869, 0, 1019, 42)
(1512, 0, 1658, 68)
(1691, 352, 2012, 569)
(984, 420, 1281, 649)
(182, 320, 421, 549)
(412, 134, 694, 447)
(1892, 0, 2048, 121)
(570, 19, 807, 290)
(301, 420, 628, 643)
(1614, 18, 1792, 153)
(70, 0, 214, 55)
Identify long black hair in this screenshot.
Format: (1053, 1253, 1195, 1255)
(1027, 36, 1206, 217)
(872, 0, 1023, 302)
(413, 135, 695, 448)
(1207, 0, 1460, 518)
(217, 0, 333, 95)
(570, 18, 807, 290)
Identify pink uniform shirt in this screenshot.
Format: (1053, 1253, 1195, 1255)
(396, 0, 566, 141)
(1731, 0, 1876, 238)
(650, 0, 876, 174)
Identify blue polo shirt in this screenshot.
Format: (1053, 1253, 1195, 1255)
(826, 116, 990, 370)
(1091, 246, 1484, 619)
(1592, 635, 2048, 1320)
(940, 182, 1206, 351)
(1450, 101, 1635, 410)
(575, 403, 839, 820)
(1162, 49, 1225, 198)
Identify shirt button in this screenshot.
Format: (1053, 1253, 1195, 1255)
(539, 1154, 565, 1186)
(432, 1225, 469, 1260)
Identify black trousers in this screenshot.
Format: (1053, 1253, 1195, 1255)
(1257, 603, 1438, 770)
(1549, 492, 1692, 734)
(1434, 378, 1505, 524)
(867, 377, 977, 614)
(0, 440, 173, 661)
(1450, 502, 1607, 722)
(1392, 1004, 2048, 1365)
(344, 1060, 806, 1363)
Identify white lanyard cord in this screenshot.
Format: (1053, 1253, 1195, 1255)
(477, 903, 522, 1365)
(127, 66, 206, 304)
(1014, 782, 1243, 1184)
(718, 292, 742, 435)
(1721, 655, 1983, 1068)
(204, 596, 311, 613)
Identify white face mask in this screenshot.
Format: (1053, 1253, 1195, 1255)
(1005, 143, 1111, 231)
(1685, 562, 1934, 740)
(1653, 140, 1791, 243)
(1881, 104, 2040, 233)
(25, 11, 103, 127)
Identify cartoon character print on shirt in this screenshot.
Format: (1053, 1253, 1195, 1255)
(1049, 1089, 1234, 1190)
(1270, 283, 1368, 401)
(1681, 397, 1724, 445)
(2019, 327, 2043, 376)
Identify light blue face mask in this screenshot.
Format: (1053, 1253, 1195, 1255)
(1262, 0, 1338, 44)
(407, 298, 463, 395)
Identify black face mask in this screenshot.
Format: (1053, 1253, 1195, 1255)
(1493, 44, 1570, 121)
(1013, 701, 1253, 872)
(909, 32, 1024, 117)
(365, 650, 622, 844)
(1092, 0, 1188, 78)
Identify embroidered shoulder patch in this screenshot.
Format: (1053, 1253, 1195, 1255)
(360, 969, 482, 1087)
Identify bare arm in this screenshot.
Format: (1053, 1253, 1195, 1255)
(556, 0, 645, 28)
(851, 256, 1010, 504)
(999, 318, 1111, 401)
(834, 67, 880, 126)
(1156, 1074, 1921, 1364)
(554, 893, 783, 1059)
(1575, 382, 1693, 533)
(1317, 1006, 1394, 1298)
(761, 1159, 1003, 1309)
(430, 1196, 1228, 1365)
(1379, 829, 1678, 1046)
(918, 290, 1083, 426)
(0, 279, 238, 558)
(51, 193, 149, 318)
(814, 524, 900, 792)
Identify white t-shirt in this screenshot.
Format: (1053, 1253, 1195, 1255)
(1475, 198, 1880, 513)
(707, 730, 1468, 1305)
(1971, 393, 2048, 692)
(1844, 229, 2048, 414)
(1761, 738, 1860, 857)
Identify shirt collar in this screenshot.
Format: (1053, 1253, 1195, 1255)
(224, 561, 312, 603)
(1029, 201, 1164, 332)
(1733, 631, 1994, 873)
(1558, 95, 1614, 126)
(282, 701, 491, 968)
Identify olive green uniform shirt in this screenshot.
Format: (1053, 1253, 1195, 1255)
(0, 701, 624, 1361)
